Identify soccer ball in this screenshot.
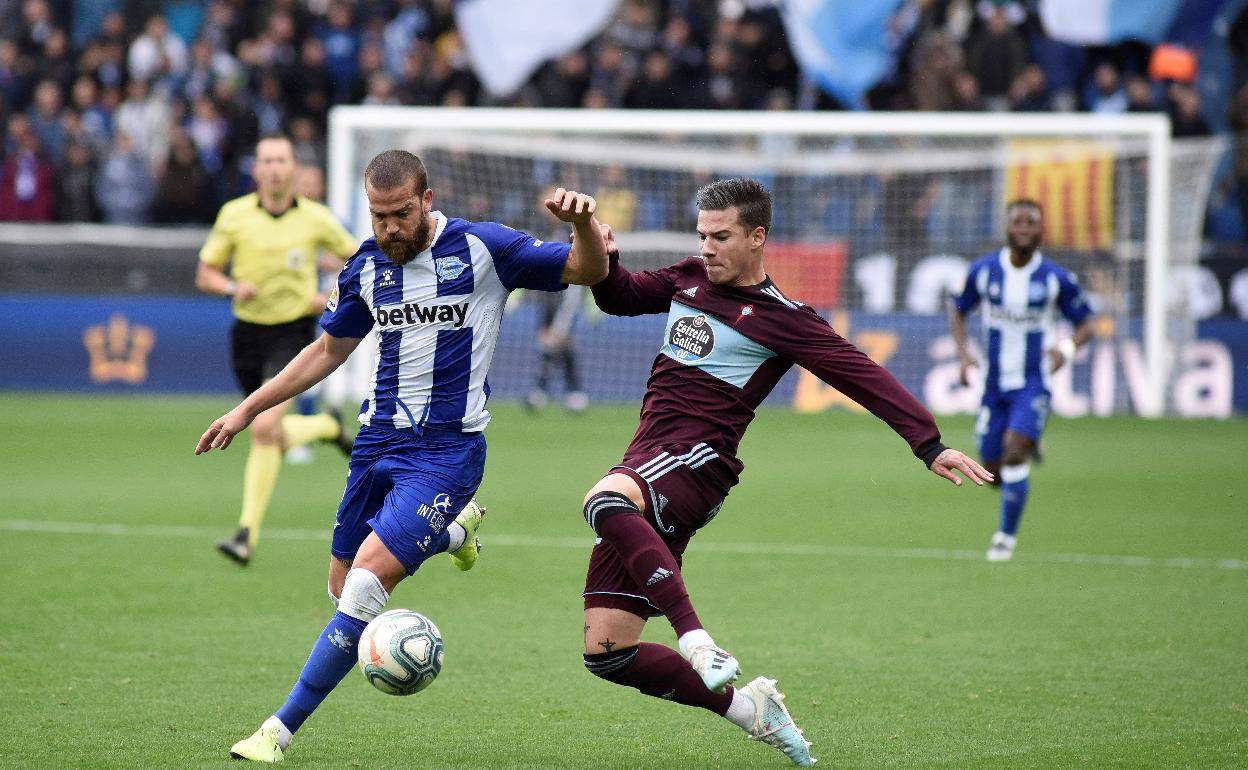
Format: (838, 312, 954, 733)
(358, 609, 444, 696)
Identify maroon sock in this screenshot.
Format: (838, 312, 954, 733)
(596, 511, 702, 636)
(586, 643, 733, 714)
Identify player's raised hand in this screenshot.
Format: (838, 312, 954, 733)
(195, 408, 254, 454)
(545, 187, 597, 224)
(929, 448, 994, 487)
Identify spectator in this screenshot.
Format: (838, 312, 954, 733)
(185, 94, 228, 175)
(16, 0, 54, 57)
(607, 0, 660, 55)
(909, 30, 963, 111)
(383, 0, 429, 78)
(57, 138, 99, 222)
(1008, 65, 1049, 112)
(1167, 83, 1212, 138)
(128, 14, 190, 85)
(661, 14, 704, 81)
(0, 38, 35, 112)
(69, 76, 112, 156)
(286, 36, 332, 127)
(25, 78, 67, 164)
(0, 114, 56, 221)
(703, 40, 742, 109)
(1087, 62, 1127, 113)
(315, 1, 362, 104)
(36, 27, 75, 92)
(185, 36, 244, 102)
(1126, 73, 1158, 112)
(362, 71, 399, 106)
(288, 115, 325, 170)
(114, 77, 172, 170)
(589, 41, 634, 108)
(534, 50, 590, 109)
(626, 49, 685, 109)
(152, 128, 215, 224)
(252, 71, 287, 136)
(94, 131, 155, 224)
(966, 7, 1027, 110)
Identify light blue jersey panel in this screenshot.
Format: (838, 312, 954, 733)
(659, 300, 777, 387)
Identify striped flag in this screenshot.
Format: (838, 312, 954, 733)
(1004, 140, 1115, 251)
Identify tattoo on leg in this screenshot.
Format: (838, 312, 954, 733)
(584, 624, 590, 642)
(597, 638, 617, 652)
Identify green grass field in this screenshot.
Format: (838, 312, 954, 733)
(0, 392, 1245, 769)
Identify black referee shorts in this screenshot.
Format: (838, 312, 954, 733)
(230, 316, 317, 396)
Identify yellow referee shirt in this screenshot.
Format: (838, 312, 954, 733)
(200, 193, 359, 325)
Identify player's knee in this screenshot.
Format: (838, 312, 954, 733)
(251, 421, 282, 445)
(584, 646, 639, 681)
(328, 581, 340, 608)
(337, 567, 389, 622)
(583, 491, 641, 534)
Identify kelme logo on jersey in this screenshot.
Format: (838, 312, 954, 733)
(374, 301, 469, 329)
(666, 314, 715, 362)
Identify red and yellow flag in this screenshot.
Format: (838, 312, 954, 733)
(1005, 140, 1114, 250)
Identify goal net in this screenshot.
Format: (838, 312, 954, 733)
(327, 108, 1223, 418)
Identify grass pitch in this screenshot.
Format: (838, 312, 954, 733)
(0, 392, 1244, 769)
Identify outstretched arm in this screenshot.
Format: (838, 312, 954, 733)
(195, 333, 361, 454)
(546, 187, 608, 286)
(949, 308, 976, 386)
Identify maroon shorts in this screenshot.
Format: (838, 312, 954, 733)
(583, 442, 730, 618)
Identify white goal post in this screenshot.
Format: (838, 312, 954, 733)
(328, 107, 1220, 418)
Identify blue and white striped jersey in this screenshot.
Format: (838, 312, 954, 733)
(321, 212, 569, 432)
(953, 248, 1092, 395)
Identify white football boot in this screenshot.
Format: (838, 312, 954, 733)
(739, 676, 816, 766)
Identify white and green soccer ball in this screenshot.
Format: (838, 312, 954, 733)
(358, 609, 444, 696)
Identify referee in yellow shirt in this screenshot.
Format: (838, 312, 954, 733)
(196, 133, 360, 565)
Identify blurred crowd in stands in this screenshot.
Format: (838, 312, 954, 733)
(0, 0, 1246, 253)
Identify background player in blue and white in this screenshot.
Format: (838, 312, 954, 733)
(195, 149, 608, 763)
(950, 199, 1093, 562)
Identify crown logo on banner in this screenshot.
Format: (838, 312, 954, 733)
(83, 314, 156, 385)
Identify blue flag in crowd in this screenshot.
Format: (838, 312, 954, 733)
(780, 0, 904, 109)
(1039, 0, 1232, 47)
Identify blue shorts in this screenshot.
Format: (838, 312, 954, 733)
(331, 425, 486, 575)
(975, 385, 1050, 462)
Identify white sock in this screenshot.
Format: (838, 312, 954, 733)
(677, 628, 715, 658)
(725, 687, 756, 730)
(261, 716, 293, 749)
(445, 521, 466, 552)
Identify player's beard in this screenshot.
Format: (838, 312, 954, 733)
(377, 215, 433, 265)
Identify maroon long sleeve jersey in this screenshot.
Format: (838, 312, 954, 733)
(592, 254, 947, 489)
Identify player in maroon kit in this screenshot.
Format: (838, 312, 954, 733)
(579, 178, 992, 767)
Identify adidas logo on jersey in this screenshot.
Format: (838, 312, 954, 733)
(374, 301, 469, 329)
(682, 287, 698, 298)
(646, 567, 673, 585)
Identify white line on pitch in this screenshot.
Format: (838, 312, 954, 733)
(0, 519, 1244, 571)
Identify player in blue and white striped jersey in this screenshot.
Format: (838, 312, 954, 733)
(195, 149, 608, 763)
(951, 199, 1093, 562)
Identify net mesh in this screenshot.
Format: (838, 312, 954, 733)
(329, 115, 1223, 415)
